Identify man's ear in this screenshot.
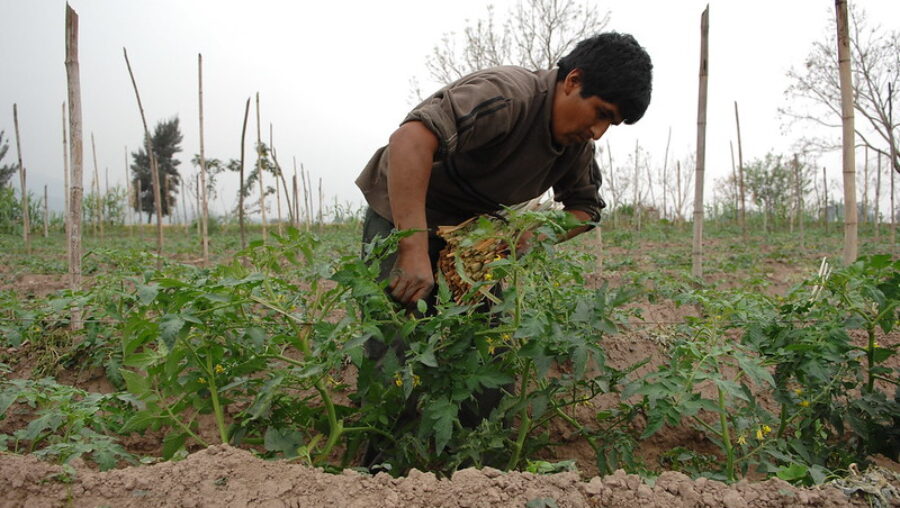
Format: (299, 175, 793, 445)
(563, 68, 583, 94)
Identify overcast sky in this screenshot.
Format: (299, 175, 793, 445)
(1, 0, 897, 220)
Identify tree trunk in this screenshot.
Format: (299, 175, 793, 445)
(123, 47, 164, 267)
(12, 104, 30, 253)
(197, 53, 209, 265)
(255, 92, 267, 243)
(691, 7, 709, 280)
(65, 4, 84, 330)
(238, 97, 250, 249)
(734, 101, 746, 238)
(835, 0, 858, 264)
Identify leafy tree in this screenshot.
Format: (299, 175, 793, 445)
(190, 155, 229, 202)
(0, 130, 17, 188)
(419, 0, 610, 87)
(743, 153, 795, 232)
(782, 5, 899, 175)
(130, 117, 183, 223)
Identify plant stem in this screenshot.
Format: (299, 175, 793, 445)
(865, 325, 876, 394)
(205, 356, 229, 444)
(717, 385, 735, 481)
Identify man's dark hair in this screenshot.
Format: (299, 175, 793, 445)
(557, 32, 653, 124)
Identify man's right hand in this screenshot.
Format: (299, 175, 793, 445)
(388, 238, 434, 306)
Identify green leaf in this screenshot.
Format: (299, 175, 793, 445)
(136, 284, 159, 306)
(425, 399, 457, 455)
(119, 410, 159, 434)
(416, 299, 428, 314)
(120, 369, 151, 397)
(158, 314, 186, 349)
(264, 427, 304, 457)
(737, 355, 775, 387)
(776, 463, 808, 482)
(161, 431, 187, 460)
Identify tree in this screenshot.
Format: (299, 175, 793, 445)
(131, 117, 183, 223)
(782, 5, 899, 176)
(744, 153, 794, 232)
(422, 0, 610, 87)
(0, 131, 16, 188)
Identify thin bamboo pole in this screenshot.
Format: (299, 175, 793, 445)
(835, 0, 858, 264)
(823, 167, 829, 234)
(90, 133, 103, 237)
(239, 97, 250, 249)
(691, 6, 709, 280)
(63, 102, 71, 261)
(734, 101, 746, 238)
(125, 145, 133, 235)
(889, 84, 897, 252)
(318, 177, 323, 230)
(270, 124, 283, 235)
(12, 104, 30, 253)
(255, 92, 267, 243)
(797, 155, 805, 248)
(197, 53, 209, 265)
(301, 163, 310, 232)
(65, 3, 84, 330)
(43, 185, 48, 238)
(292, 157, 299, 228)
(662, 127, 670, 221)
(863, 146, 869, 226)
(123, 47, 164, 267)
(730, 141, 737, 224)
(875, 151, 882, 241)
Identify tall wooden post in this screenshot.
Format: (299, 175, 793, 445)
(875, 151, 882, 242)
(65, 3, 84, 329)
(90, 133, 103, 238)
(862, 146, 869, 226)
(43, 185, 49, 238)
(691, 6, 709, 280)
(823, 167, 829, 234)
(12, 104, 30, 253)
(197, 53, 209, 265)
(835, 0, 858, 264)
(270, 124, 283, 235)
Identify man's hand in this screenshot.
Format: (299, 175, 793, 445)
(388, 241, 434, 306)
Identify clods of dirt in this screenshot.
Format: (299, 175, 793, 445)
(0, 444, 885, 507)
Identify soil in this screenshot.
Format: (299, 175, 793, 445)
(0, 444, 883, 507)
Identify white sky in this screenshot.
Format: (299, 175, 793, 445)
(1, 0, 897, 220)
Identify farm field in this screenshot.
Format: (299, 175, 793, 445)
(0, 217, 897, 506)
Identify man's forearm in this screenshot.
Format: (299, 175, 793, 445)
(388, 122, 438, 251)
(559, 209, 594, 242)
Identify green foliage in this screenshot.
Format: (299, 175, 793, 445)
(0, 378, 138, 470)
(131, 117, 183, 221)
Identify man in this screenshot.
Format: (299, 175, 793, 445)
(357, 32, 652, 305)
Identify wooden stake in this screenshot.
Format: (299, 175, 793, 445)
(835, 0, 858, 264)
(691, 6, 709, 281)
(318, 177, 323, 230)
(875, 151, 882, 241)
(734, 101, 746, 238)
(123, 47, 164, 267)
(42, 185, 48, 238)
(270, 123, 283, 235)
(823, 167, 829, 234)
(729, 141, 737, 224)
(91, 132, 104, 237)
(292, 157, 299, 228)
(63, 102, 71, 262)
(238, 97, 250, 249)
(197, 53, 209, 265)
(12, 104, 30, 253)
(662, 127, 671, 221)
(65, 3, 84, 329)
(255, 92, 267, 243)
(863, 146, 869, 226)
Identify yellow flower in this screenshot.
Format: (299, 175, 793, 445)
(501, 333, 512, 343)
(762, 425, 772, 435)
(486, 337, 496, 355)
(799, 400, 810, 408)
(494, 255, 503, 262)
(393, 372, 403, 387)
(484, 272, 493, 281)
(793, 388, 804, 396)
(214, 364, 225, 374)
(198, 377, 207, 385)
(756, 428, 764, 441)
(553, 282, 560, 287)
(737, 435, 747, 445)
(412, 374, 421, 387)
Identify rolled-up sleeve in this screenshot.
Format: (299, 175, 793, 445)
(553, 146, 606, 223)
(401, 73, 519, 160)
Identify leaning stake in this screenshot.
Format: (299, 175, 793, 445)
(12, 104, 30, 253)
(123, 47, 164, 268)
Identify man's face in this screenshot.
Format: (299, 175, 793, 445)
(551, 69, 623, 146)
